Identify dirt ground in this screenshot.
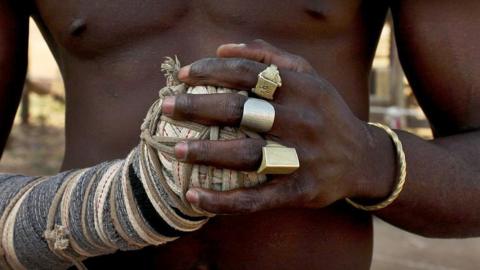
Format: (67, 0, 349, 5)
(372, 219, 480, 270)
(0, 102, 479, 269)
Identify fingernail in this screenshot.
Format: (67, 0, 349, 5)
(178, 65, 191, 81)
(220, 43, 246, 49)
(162, 96, 175, 116)
(231, 43, 246, 47)
(186, 189, 199, 206)
(174, 141, 188, 161)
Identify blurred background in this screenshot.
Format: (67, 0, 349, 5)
(0, 19, 479, 269)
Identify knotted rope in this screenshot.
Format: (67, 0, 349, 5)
(0, 57, 266, 269)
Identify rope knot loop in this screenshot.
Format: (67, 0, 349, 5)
(44, 224, 70, 251)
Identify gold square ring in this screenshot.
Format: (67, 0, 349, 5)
(257, 141, 300, 174)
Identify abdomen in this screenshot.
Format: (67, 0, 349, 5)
(84, 204, 372, 270)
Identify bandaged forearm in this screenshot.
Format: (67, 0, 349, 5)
(0, 58, 266, 270)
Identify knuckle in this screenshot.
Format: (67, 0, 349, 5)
(296, 76, 332, 104)
(174, 94, 194, 117)
(178, 94, 205, 120)
(315, 77, 336, 95)
(234, 150, 258, 171)
(291, 55, 313, 73)
(240, 140, 263, 168)
(189, 141, 210, 162)
(189, 58, 215, 81)
(294, 109, 322, 137)
(229, 58, 254, 74)
(233, 192, 262, 214)
(251, 39, 268, 47)
(290, 178, 316, 206)
(200, 193, 222, 212)
(222, 94, 246, 123)
(226, 59, 259, 86)
(292, 55, 307, 64)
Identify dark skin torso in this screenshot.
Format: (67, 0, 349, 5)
(3, 0, 478, 269)
(29, 1, 388, 269)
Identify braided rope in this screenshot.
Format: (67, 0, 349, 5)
(0, 177, 48, 270)
(0, 56, 269, 269)
(346, 122, 407, 211)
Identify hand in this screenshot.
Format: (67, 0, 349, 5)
(162, 40, 374, 214)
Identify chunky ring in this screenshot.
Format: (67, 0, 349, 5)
(252, 64, 282, 100)
(240, 98, 275, 133)
(257, 141, 300, 174)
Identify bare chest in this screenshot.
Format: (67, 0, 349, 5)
(32, 0, 364, 57)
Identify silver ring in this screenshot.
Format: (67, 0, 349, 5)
(240, 98, 275, 132)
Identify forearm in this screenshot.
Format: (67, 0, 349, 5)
(0, 58, 265, 269)
(0, 1, 29, 156)
(359, 125, 480, 238)
(0, 145, 208, 270)
(0, 1, 29, 157)
(0, 65, 25, 156)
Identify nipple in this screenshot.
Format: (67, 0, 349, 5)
(69, 18, 87, 37)
(305, 1, 326, 19)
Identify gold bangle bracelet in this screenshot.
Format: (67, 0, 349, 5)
(345, 122, 407, 211)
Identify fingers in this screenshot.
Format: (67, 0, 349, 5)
(178, 57, 267, 91)
(185, 178, 304, 214)
(174, 138, 265, 171)
(178, 57, 303, 100)
(217, 39, 316, 75)
(162, 93, 292, 135)
(177, 57, 320, 103)
(162, 93, 247, 126)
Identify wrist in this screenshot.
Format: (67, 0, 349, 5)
(350, 122, 397, 201)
